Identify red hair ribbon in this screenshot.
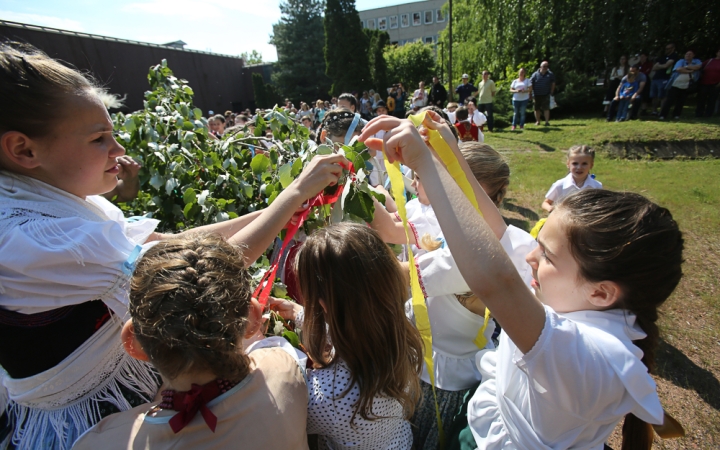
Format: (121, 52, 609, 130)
(253, 161, 354, 308)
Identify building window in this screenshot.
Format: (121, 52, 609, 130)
(378, 17, 387, 30)
(367, 18, 376, 30)
(401, 14, 410, 28)
(424, 36, 434, 44)
(424, 11, 433, 24)
(389, 15, 398, 29)
(436, 9, 445, 22)
(412, 12, 422, 26)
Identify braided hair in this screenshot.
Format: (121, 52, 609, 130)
(316, 108, 364, 144)
(129, 233, 253, 381)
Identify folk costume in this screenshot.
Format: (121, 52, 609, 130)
(0, 171, 160, 449)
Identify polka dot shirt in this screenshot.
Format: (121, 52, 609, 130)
(307, 359, 413, 449)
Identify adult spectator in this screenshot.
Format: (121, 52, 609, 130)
(373, 100, 389, 117)
(466, 101, 487, 130)
(510, 68, 531, 130)
(330, 97, 338, 110)
(476, 71, 497, 131)
(606, 65, 646, 121)
(360, 91, 373, 120)
(314, 99, 327, 125)
(637, 52, 653, 114)
(696, 48, 720, 117)
(455, 74, 478, 105)
(389, 83, 407, 118)
(337, 93, 359, 113)
(412, 81, 428, 110)
(660, 50, 702, 120)
(650, 43, 679, 115)
(604, 56, 629, 114)
(235, 114, 248, 126)
(429, 76, 448, 107)
(372, 92, 382, 109)
(298, 102, 315, 123)
(530, 61, 556, 126)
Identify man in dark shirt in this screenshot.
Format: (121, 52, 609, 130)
(429, 76, 448, 107)
(389, 83, 407, 118)
(455, 74, 478, 105)
(530, 61, 556, 126)
(650, 43, 679, 115)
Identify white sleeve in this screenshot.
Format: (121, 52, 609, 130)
(417, 226, 536, 297)
(0, 217, 143, 317)
(545, 180, 562, 201)
(514, 307, 659, 444)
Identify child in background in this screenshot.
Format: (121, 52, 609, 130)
(614, 67, 641, 121)
(453, 107, 481, 142)
(361, 115, 683, 450)
(542, 145, 602, 213)
(271, 223, 424, 449)
(73, 234, 309, 449)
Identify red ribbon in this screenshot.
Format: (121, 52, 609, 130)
(167, 383, 220, 433)
(253, 161, 354, 308)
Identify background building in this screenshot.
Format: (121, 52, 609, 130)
(359, 0, 447, 46)
(0, 20, 270, 113)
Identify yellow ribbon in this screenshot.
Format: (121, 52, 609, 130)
(408, 111, 491, 350)
(384, 150, 445, 448)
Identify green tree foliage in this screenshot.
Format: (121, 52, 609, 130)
(252, 72, 283, 109)
(270, 0, 331, 103)
(364, 29, 390, 93)
(241, 50, 264, 65)
(113, 61, 380, 233)
(324, 0, 372, 95)
(440, 0, 719, 112)
(384, 42, 436, 89)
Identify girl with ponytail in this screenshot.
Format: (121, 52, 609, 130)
(359, 115, 684, 450)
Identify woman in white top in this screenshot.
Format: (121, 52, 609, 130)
(272, 222, 424, 449)
(509, 68, 531, 130)
(360, 114, 683, 450)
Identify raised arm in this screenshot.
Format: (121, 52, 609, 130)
(360, 117, 545, 353)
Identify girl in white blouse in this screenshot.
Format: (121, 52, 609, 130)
(272, 222, 424, 450)
(360, 114, 683, 450)
(371, 137, 536, 450)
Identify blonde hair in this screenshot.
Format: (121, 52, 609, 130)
(567, 144, 595, 160)
(459, 142, 510, 206)
(296, 223, 423, 422)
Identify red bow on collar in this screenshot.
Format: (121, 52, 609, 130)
(166, 382, 220, 433)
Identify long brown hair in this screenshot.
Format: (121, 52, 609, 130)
(296, 222, 423, 422)
(129, 233, 253, 381)
(459, 142, 510, 206)
(557, 189, 684, 450)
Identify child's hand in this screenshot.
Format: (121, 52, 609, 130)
(268, 297, 303, 321)
(116, 156, 141, 181)
(359, 116, 431, 170)
(292, 153, 347, 199)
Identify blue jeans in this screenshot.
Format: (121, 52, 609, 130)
(616, 98, 631, 120)
(650, 79, 668, 99)
(512, 100, 528, 127)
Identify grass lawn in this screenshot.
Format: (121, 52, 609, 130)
(487, 113, 720, 448)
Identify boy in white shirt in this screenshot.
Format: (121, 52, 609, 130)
(542, 145, 602, 212)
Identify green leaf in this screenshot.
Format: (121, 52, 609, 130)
(149, 173, 164, 191)
(282, 330, 300, 348)
(278, 163, 293, 189)
(250, 154, 270, 174)
(317, 145, 333, 155)
(183, 187, 197, 205)
(291, 158, 303, 177)
(193, 108, 202, 119)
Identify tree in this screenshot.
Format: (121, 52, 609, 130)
(364, 29, 390, 93)
(324, 0, 372, 95)
(241, 50, 264, 65)
(270, 0, 331, 103)
(252, 72, 283, 109)
(384, 42, 436, 90)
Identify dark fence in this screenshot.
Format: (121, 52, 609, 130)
(0, 20, 267, 114)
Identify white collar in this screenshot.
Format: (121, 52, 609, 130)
(561, 172, 592, 189)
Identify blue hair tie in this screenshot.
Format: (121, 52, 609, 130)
(344, 113, 361, 145)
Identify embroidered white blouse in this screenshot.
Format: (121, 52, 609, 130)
(468, 306, 664, 449)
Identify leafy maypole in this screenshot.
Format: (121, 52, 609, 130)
(112, 60, 383, 341)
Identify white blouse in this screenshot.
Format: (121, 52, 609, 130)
(412, 225, 538, 391)
(307, 360, 413, 449)
(468, 306, 664, 449)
